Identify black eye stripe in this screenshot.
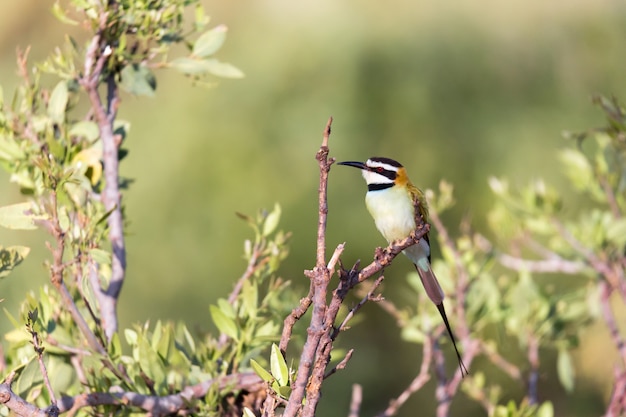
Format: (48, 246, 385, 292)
(371, 167, 397, 180)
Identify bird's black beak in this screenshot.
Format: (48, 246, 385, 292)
(337, 161, 368, 170)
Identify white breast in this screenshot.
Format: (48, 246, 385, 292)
(365, 187, 416, 242)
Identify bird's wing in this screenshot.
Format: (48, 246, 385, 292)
(408, 183, 431, 262)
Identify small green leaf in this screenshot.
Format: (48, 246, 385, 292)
(210, 304, 239, 340)
(536, 402, 554, 417)
(194, 4, 210, 30)
(0, 135, 26, 161)
(69, 121, 99, 141)
(120, 64, 157, 97)
(193, 25, 227, 58)
(606, 217, 626, 248)
(559, 149, 593, 190)
(89, 248, 111, 265)
(203, 59, 245, 79)
(0, 246, 30, 278)
(250, 359, 273, 382)
(557, 348, 575, 393)
(270, 344, 289, 387)
(169, 57, 212, 75)
(241, 279, 258, 319)
(262, 203, 281, 236)
(136, 333, 166, 386)
(15, 358, 43, 398)
(48, 81, 69, 124)
(124, 328, 138, 346)
(52, 1, 78, 25)
(0, 202, 45, 230)
(276, 386, 292, 399)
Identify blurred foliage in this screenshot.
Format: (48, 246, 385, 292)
(0, 0, 626, 416)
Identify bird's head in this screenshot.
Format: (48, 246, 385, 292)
(338, 157, 408, 191)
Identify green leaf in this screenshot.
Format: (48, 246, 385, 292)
(0, 246, 30, 278)
(194, 4, 210, 30)
(209, 304, 239, 340)
(270, 344, 289, 386)
(69, 121, 99, 141)
(276, 386, 292, 399)
(203, 59, 245, 79)
(193, 25, 227, 58)
(241, 279, 258, 319)
(250, 358, 273, 382)
(536, 402, 554, 417)
(52, 1, 78, 25)
(0, 202, 46, 230)
(89, 248, 111, 265)
(136, 333, 166, 386)
(262, 203, 281, 236)
(559, 149, 593, 190)
(169, 57, 213, 75)
(606, 217, 626, 248)
(14, 358, 43, 398)
(48, 81, 69, 124)
(0, 135, 26, 161)
(557, 348, 575, 393)
(124, 328, 138, 346)
(120, 64, 157, 97)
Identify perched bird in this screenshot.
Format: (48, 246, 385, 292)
(338, 157, 468, 376)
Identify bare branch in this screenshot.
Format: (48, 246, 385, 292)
(79, 12, 126, 342)
(0, 373, 262, 417)
(283, 118, 335, 417)
(498, 253, 586, 274)
(480, 341, 522, 380)
(527, 333, 540, 405)
(333, 275, 385, 339)
(29, 326, 59, 415)
(605, 368, 626, 417)
(324, 349, 354, 379)
(348, 384, 362, 417)
(599, 282, 626, 367)
(376, 335, 433, 417)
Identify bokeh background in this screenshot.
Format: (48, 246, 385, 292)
(2, 0, 626, 415)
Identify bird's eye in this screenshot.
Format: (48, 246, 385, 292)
(376, 167, 383, 173)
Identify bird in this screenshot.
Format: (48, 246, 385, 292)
(338, 156, 468, 376)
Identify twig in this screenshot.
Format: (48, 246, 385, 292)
(599, 176, 622, 219)
(433, 340, 450, 417)
(498, 253, 586, 274)
(348, 384, 362, 417)
(324, 349, 354, 379)
(599, 281, 626, 367)
(279, 285, 313, 353)
(79, 11, 125, 342)
(376, 335, 433, 417)
(44, 192, 106, 355)
(605, 368, 626, 417)
(218, 246, 267, 346)
(527, 333, 539, 406)
(480, 341, 522, 380)
(0, 372, 262, 417)
(282, 118, 334, 417)
(332, 275, 385, 339)
(29, 326, 58, 415)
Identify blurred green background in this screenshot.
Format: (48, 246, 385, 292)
(2, 0, 626, 415)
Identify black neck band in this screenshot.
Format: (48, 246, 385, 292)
(368, 183, 394, 191)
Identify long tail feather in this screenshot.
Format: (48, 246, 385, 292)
(416, 264, 469, 377)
